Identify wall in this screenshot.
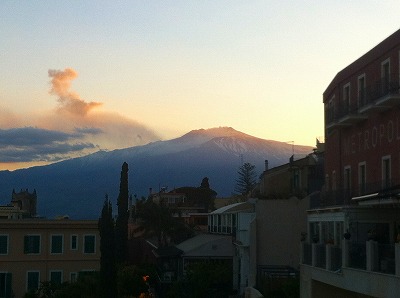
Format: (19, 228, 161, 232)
(256, 197, 309, 268)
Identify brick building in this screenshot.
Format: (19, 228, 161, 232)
(300, 29, 400, 297)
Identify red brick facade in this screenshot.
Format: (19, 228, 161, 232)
(323, 29, 400, 201)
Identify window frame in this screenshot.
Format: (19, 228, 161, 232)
(381, 58, 391, 93)
(382, 155, 391, 189)
(0, 235, 9, 255)
(50, 234, 64, 254)
(83, 235, 96, 254)
(358, 162, 367, 194)
(0, 272, 12, 297)
(70, 272, 77, 283)
(49, 270, 63, 285)
(24, 235, 41, 255)
(26, 271, 40, 292)
(343, 83, 351, 112)
(70, 234, 78, 251)
(358, 74, 366, 107)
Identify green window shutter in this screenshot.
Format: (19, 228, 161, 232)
(27, 272, 39, 291)
(24, 236, 40, 254)
(51, 236, 63, 253)
(0, 236, 8, 254)
(5, 273, 12, 298)
(84, 235, 95, 253)
(33, 236, 40, 253)
(50, 271, 62, 285)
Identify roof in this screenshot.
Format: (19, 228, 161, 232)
(323, 28, 400, 100)
(210, 202, 253, 214)
(176, 233, 233, 257)
(153, 246, 183, 258)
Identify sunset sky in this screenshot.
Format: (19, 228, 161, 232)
(1, 1, 400, 170)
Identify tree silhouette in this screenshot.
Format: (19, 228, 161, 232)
(234, 162, 257, 195)
(98, 195, 116, 298)
(115, 162, 129, 263)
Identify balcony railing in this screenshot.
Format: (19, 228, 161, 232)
(303, 243, 312, 265)
(348, 242, 367, 270)
(301, 240, 400, 276)
(376, 244, 395, 274)
(311, 180, 400, 209)
(315, 244, 326, 268)
(326, 78, 400, 127)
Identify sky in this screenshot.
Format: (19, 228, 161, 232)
(1, 1, 400, 171)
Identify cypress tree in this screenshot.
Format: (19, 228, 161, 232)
(98, 195, 116, 297)
(115, 162, 129, 263)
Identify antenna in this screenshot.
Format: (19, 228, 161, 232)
(286, 141, 294, 156)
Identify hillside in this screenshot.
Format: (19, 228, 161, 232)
(0, 127, 313, 219)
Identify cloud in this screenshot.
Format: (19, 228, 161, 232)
(0, 68, 161, 167)
(48, 68, 102, 116)
(0, 127, 96, 162)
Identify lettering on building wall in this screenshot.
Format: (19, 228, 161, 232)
(343, 117, 400, 156)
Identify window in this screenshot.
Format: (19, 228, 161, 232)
(70, 272, 77, 283)
(327, 96, 335, 123)
(27, 271, 40, 292)
(0, 272, 12, 298)
(382, 156, 391, 188)
(358, 74, 366, 106)
(24, 235, 40, 254)
(51, 235, 63, 254)
(50, 271, 62, 285)
(344, 166, 351, 190)
(325, 174, 330, 191)
(343, 83, 350, 112)
(70, 235, 78, 250)
(83, 235, 95, 254)
(344, 166, 351, 199)
(293, 168, 300, 190)
(381, 59, 390, 94)
(0, 235, 8, 255)
(359, 162, 366, 194)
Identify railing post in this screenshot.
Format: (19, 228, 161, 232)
(395, 243, 400, 276)
(300, 242, 304, 264)
(326, 244, 332, 270)
(366, 240, 378, 271)
(312, 243, 317, 267)
(342, 240, 350, 267)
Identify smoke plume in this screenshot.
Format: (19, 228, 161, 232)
(48, 68, 102, 116)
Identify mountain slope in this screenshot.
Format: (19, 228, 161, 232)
(0, 127, 313, 219)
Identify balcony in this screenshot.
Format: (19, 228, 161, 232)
(301, 240, 398, 276)
(326, 78, 400, 129)
(311, 179, 400, 209)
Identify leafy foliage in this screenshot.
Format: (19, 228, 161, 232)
(117, 265, 156, 297)
(24, 273, 100, 298)
(136, 199, 193, 246)
(167, 261, 233, 298)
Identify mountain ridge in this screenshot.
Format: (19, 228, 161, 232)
(0, 127, 314, 219)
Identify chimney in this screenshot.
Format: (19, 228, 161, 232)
(265, 160, 269, 171)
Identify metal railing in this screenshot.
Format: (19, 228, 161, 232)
(376, 244, 395, 274)
(330, 246, 342, 271)
(303, 243, 312, 265)
(315, 244, 326, 268)
(326, 78, 400, 126)
(348, 242, 367, 270)
(311, 180, 400, 209)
